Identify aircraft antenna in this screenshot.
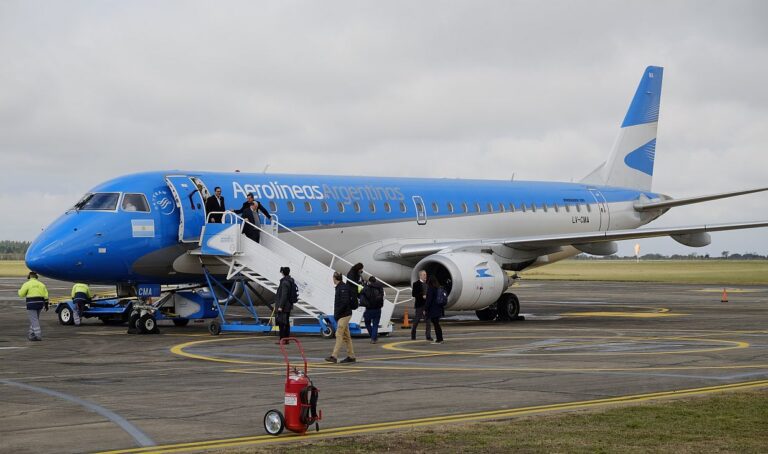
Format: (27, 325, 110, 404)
(263, 164, 271, 173)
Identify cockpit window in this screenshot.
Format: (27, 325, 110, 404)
(122, 193, 150, 212)
(73, 193, 120, 211)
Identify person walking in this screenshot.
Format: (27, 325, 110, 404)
(205, 186, 226, 223)
(346, 262, 364, 307)
(361, 276, 384, 344)
(274, 267, 296, 342)
(424, 276, 445, 344)
(18, 272, 49, 341)
(71, 282, 92, 326)
(326, 272, 356, 364)
(410, 270, 432, 341)
(235, 192, 271, 242)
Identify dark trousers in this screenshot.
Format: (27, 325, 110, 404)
(411, 308, 432, 340)
(431, 317, 443, 342)
(245, 228, 261, 243)
(277, 312, 290, 339)
(363, 309, 381, 341)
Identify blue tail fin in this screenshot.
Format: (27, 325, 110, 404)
(582, 66, 663, 191)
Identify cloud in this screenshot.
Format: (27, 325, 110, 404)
(0, 1, 766, 256)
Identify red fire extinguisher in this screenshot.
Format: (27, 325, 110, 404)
(264, 337, 322, 435)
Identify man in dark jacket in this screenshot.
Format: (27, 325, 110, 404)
(205, 186, 226, 223)
(275, 267, 295, 341)
(361, 276, 385, 344)
(234, 193, 271, 242)
(423, 276, 444, 344)
(410, 270, 432, 341)
(326, 272, 356, 364)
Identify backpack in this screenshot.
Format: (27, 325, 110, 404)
(287, 277, 299, 306)
(436, 287, 448, 307)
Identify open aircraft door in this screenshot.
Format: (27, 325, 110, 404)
(165, 175, 207, 243)
(412, 195, 427, 225)
(588, 188, 610, 231)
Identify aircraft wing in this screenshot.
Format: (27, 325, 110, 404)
(634, 187, 768, 211)
(375, 220, 768, 260)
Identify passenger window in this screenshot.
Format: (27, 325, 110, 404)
(576, 204, 581, 213)
(553, 203, 559, 213)
(487, 202, 494, 213)
(269, 201, 278, 212)
(321, 201, 329, 213)
(431, 202, 439, 214)
(509, 203, 515, 212)
(369, 201, 376, 213)
(447, 202, 454, 213)
(521, 204, 527, 213)
(383, 202, 391, 213)
(474, 202, 481, 213)
(74, 193, 120, 211)
(461, 202, 468, 213)
(304, 201, 312, 213)
(586, 204, 592, 213)
(531, 203, 537, 213)
(498, 202, 505, 213)
(287, 201, 295, 213)
(337, 202, 345, 213)
(565, 204, 570, 213)
(542, 203, 548, 213)
(353, 201, 361, 213)
(122, 193, 150, 212)
(399, 201, 407, 213)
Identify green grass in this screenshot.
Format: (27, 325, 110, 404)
(520, 260, 768, 285)
(0, 260, 29, 277)
(228, 390, 768, 453)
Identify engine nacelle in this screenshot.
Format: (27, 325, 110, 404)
(411, 252, 510, 311)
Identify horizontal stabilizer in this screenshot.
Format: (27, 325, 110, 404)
(634, 187, 768, 211)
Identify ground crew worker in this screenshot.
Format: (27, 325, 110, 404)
(71, 282, 92, 326)
(18, 272, 49, 341)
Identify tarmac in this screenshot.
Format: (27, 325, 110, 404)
(1, 277, 767, 453)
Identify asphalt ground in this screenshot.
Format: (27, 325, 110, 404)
(1, 277, 767, 453)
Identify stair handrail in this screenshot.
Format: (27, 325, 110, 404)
(206, 211, 406, 306)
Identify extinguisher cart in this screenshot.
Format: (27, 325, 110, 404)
(264, 337, 322, 435)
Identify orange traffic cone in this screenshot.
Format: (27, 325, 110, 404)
(721, 288, 729, 303)
(401, 309, 411, 329)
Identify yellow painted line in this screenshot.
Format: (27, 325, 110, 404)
(96, 379, 768, 454)
(225, 368, 362, 376)
(561, 311, 686, 318)
(696, 288, 765, 293)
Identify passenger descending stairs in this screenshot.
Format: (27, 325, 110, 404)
(198, 217, 399, 334)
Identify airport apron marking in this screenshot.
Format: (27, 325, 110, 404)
(95, 379, 768, 454)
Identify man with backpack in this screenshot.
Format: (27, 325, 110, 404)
(361, 276, 385, 344)
(275, 266, 298, 341)
(424, 276, 446, 344)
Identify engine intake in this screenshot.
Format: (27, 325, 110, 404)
(411, 252, 510, 311)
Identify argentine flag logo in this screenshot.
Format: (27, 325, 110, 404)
(131, 219, 155, 238)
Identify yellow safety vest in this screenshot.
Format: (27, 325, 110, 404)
(71, 283, 92, 298)
(18, 278, 49, 299)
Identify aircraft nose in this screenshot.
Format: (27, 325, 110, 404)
(25, 234, 66, 278)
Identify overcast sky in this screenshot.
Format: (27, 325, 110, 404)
(1, 1, 766, 256)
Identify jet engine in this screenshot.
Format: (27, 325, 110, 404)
(411, 252, 511, 311)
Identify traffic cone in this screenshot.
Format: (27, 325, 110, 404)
(721, 288, 729, 303)
(401, 309, 411, 329)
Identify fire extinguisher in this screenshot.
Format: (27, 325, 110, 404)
(264, 337, 321, 435)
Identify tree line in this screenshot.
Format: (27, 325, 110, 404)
(0, 241, 31, 260)
(573, 252, 768, 260)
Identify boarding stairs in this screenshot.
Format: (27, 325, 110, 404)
(196, 212, 403, 335)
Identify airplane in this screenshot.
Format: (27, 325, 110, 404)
(25, 66, 768, 322)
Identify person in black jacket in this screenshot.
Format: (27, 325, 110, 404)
(204, 186, 226, 223)
(326, 272, 356, 364)
(346, 262, 364, 306)
(410, 270, 432, 341)
(234, 193, 271, 242)
(274, 267, 295, 341)
(361, 276, 385, 344)
(424, 276, 444, 344)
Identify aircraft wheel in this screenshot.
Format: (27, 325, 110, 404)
(264, 409, 285, 436)
(496, 293, 520, 322)
(475, 303, 498, 321)
(172, 318, 190, 327)
(58, 306, 75, 325)
(138, 314, 156, 334)
(209, 321, 221, 336)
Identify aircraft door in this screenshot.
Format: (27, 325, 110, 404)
(588, 188, 610, 231)
(412, 195, 427, 225)
(165, 175, 207, 243)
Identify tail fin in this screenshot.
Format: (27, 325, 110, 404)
(581, 66, 663, 191)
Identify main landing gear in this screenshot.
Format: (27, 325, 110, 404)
(475, 293, 524, 322)
(127, 300, 160, 334)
